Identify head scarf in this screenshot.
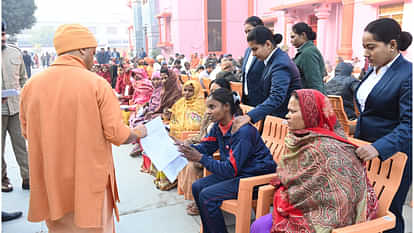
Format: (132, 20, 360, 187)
(294, 89, 356, 147)
(53, 24, 97, 55)
(131, 68, 153, 105)
(169, 80, 206, 134)
(153, 69, 182, 114)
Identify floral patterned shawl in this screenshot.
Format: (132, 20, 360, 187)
(271, 89, 378, 233)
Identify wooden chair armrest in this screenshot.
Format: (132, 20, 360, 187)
(256, 184, 275, 219)
(332, 211, 395, 233)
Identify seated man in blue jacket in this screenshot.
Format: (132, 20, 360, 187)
(177, 88, 276, 233)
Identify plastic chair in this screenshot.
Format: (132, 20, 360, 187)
(202, 78, 211, 94)
(328, 95, 357, 136)
(200, 116, 288, 233)
(240, 104, 265, 134)
(256, 137, 407, 233)
(230, 81, 242, 97)
(181, 75, 189, 83)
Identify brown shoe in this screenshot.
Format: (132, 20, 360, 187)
(22, 179, 30, 190)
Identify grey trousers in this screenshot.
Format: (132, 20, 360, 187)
(2, 114, 29, 181)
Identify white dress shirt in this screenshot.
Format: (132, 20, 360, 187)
(244, 51, 255, 95)
(357, 53, 400, 112)
(264, 48, 277, 66)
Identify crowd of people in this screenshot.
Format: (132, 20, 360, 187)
(1, 13, 412, 233)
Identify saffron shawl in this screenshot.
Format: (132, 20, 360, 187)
(169, 80, 206, 137)
(271, 89, 378, 233)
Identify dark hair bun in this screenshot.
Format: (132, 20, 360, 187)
(308, 30, 316, 40)
(400, 31, 412, 51)
(273, 33, 283, 45)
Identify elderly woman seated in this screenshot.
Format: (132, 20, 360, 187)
(250, 89, 378, 233)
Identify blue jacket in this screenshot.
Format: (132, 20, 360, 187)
(247, 48, 302, 123)
(241, 48, 266, 106)
(354, 55, 412, 161)
(193, 123, 276, 179)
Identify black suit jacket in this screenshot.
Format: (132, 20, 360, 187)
(241, 48, 265, 106)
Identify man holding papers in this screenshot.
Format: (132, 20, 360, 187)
(19, 24, 147, 233)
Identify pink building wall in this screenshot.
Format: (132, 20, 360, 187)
(157, 0, 249, 59)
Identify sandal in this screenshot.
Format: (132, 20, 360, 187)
(159, 180, 178, 191)
(186, 202, 196, 210)
(186, 205, 200, 216)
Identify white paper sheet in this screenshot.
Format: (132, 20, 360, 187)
(2, 89, 20, 98)
(140, 117, 187, 181)
(163, 156, 188, 182)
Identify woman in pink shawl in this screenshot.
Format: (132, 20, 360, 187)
(130, 68, 153, 107)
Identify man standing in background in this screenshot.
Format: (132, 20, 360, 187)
(1, 21, 30, 193)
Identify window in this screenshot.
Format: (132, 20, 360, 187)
(379, 3, 404, 26)
(107, 27, 118, 35)
(207, 0, 223, 52)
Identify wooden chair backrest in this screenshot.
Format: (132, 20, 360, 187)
(240, 104, 264, 133)
(348, 137, 407, 217)
(202, 78, 211, 94)
(328, 95, 351, 135)
(230, 82, 243, 97)
(261, 116, 288, 163)
(190, 76, 199, 81)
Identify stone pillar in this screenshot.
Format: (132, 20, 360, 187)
(315, 4, 331, 59)
(285, 10, 297, 57)
(337, 0, 355, 60)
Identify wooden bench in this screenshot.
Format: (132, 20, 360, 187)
(255, 137, 407, 233)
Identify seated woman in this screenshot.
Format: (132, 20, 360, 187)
(129, 68, 181, 162)
(155, 80, 206, 191)
(250, 89, 378, 233)
(178, 78, 232, 216)
(177, 88, 277, 233)
(115, 66, 134, 105)
(128, 68, 153, 120)
(97, 64, 112, 85)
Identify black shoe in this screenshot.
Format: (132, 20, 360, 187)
(2, 211, 23, 222)
(22, 179, 30, 190)
(2, 183, 13, 192)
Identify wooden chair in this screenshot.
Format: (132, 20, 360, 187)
(230, 81, 243, 97)
(190, 75, 199, 81)
(256, 137, 407, 233)
(201, 116, 289, 233)
(328, 95, 357, 136)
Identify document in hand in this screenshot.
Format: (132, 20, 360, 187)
(2, 89, 20, 98)
(140, 117, 188, 181)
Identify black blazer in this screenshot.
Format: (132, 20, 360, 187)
(241, 48, 265, 106)
(354, 54, 412, 161)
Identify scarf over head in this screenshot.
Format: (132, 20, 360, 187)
(169, 80, 206, 135)
(270, 89, 377, 233)
(131, 68, 153, 105)
(153, 69, 182, 114)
